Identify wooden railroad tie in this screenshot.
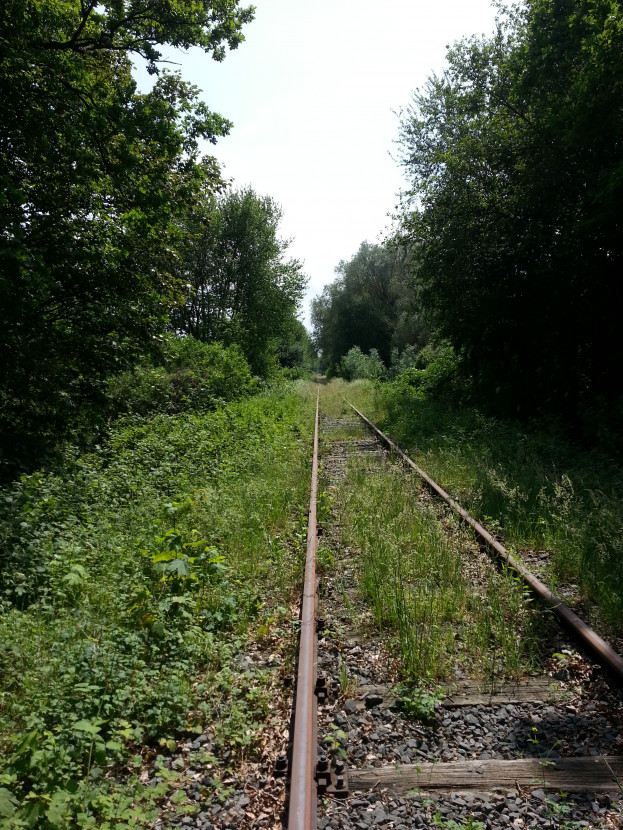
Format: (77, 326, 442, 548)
(348, 755, 623, 795)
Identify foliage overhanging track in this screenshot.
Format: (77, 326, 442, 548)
(347, 401, 623, 685)
(288, 388, 320, 830)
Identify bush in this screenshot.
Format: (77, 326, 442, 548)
(338, 347, 387, 381)
(389, 344, 421, 378)
(390, 343, 462, 397)
(108, 336, 257, 416)
(0, 388, 313, 827)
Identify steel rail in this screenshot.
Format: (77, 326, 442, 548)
(348, 402, 623, 684)
(288, 389, 320, 830)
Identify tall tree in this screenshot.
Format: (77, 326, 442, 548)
(397, 0, 623, 414)
(0, 0, 253, 467)
(173, 188, 307, 376)
(311, 241, 413, 374)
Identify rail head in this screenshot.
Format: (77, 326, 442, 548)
(288, 388, 320, 830)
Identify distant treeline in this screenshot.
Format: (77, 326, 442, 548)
(0, 2, 314, 479)
(313, 0, 622, 427)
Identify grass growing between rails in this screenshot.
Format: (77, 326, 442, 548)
(373, 379, 623, 639)
(0, 384, 316, 828)
(315, 377, 377, 420)
(338, 458, 542, 683)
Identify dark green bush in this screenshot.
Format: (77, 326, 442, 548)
(338, 347, 387, 381)
(107, 336, 257, 417)
(382, 343, 464, 414)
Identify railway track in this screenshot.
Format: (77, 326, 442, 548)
(286, 396, 623, 829)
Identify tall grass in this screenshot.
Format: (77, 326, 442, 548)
(338, 458, 540, 682)
(314, 377, 377, 419)
(373, 382, 623, 636)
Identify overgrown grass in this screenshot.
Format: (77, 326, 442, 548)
(338, 459, 541, 682)
(316, 377, 376, 419)
(372, 380, 623, 636)
(0, 385, 316, 828)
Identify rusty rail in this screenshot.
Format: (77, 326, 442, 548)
(288, 389, 320, 830)
(348, 402, 623, 684)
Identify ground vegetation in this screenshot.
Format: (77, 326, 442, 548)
(371, 377, 623, 638)
(0, 385, 315, 828)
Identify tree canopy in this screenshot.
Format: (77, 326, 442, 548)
(0, 0, 254, 466)
(172, 188, 307, 377)
(397, 0, 623, 414)
(311, 241, 419, 374)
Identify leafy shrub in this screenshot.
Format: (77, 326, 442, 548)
(0, 388, 313, 827)
(107, 336, 257, 416)
(389, 344, 421, 378)
(338, 347, 387, 381)
(381, 343, 465, 419)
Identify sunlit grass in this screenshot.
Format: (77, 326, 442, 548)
(349, 383, 623, 638)
(336, 457, 541, 682)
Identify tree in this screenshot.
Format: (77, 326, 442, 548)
(0, 0, 253, 471)
(397, 0, 623, 414)
(275, 319, 317, 375)
(173, 188, 307, 377)
(311, 241, 414, 374)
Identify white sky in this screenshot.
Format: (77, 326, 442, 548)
(135, 0, 507, 326)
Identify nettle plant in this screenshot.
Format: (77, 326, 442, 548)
(128, 497, 235, 635)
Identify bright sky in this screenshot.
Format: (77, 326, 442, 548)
(136, 0, 507, 326)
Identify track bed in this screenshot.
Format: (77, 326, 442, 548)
(313, 411, 623, 830)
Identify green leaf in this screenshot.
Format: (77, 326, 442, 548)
(94, 740, 107, 764)
(162, 558, 191, 578)
(0, 788, 18, 819)
(11, 731, 38, 760)
(45, 790, 72, 826)
(72, 720, 101, 735)
(151, 551, 177, 563)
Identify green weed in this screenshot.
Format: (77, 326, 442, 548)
(0, 385, 316, 827)
(373, 384, 623, 636)
(336, 456, 539, 680)
(394, 684, 444, 723)
(433, 816, 484, 830)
